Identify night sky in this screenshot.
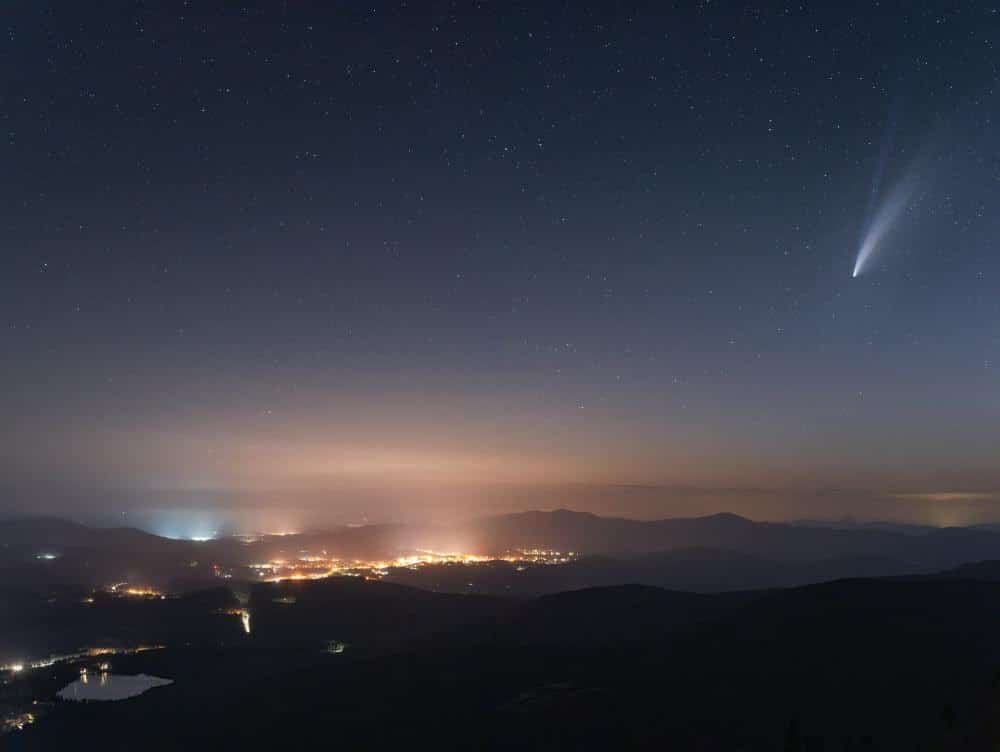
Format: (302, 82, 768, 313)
(3, 2, 999, 533)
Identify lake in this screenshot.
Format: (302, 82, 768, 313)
(57, 673, 173, 701)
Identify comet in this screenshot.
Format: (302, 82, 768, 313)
(852, 101, 918, 278)
(852, 174, 917, 278)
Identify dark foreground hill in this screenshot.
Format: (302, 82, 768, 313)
(9, 566, 1000, 751)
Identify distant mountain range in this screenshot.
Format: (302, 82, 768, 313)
(4, 509, 1000, 593)
(465, 508, 1000, 564)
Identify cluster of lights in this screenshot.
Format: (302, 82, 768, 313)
(3, 645, 164, 679)
(245, 548, 576, 584)
(2, 712, 35, 733)
(78, 661, 113, 685)
(215, 607, 252, 634)
(106, 583, 165, 599)
(510, 548, 576, 564)
(248, 550, 489, 583)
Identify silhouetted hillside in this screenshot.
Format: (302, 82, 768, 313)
(918, 559, 1000, 582)
(250, 576, 512, 648)
(10, 569, 1000, 750)
(0, 585, 242, 660)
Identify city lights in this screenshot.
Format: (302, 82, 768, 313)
(106, 583, 165, 599)
(3, 712, 35, 733)
(247, 548, 576, 584)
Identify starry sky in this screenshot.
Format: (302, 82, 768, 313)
(2, 1, 999, 531)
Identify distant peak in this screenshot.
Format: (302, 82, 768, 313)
(550, 508, 596, 518)
(703, 512, 751, 523)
